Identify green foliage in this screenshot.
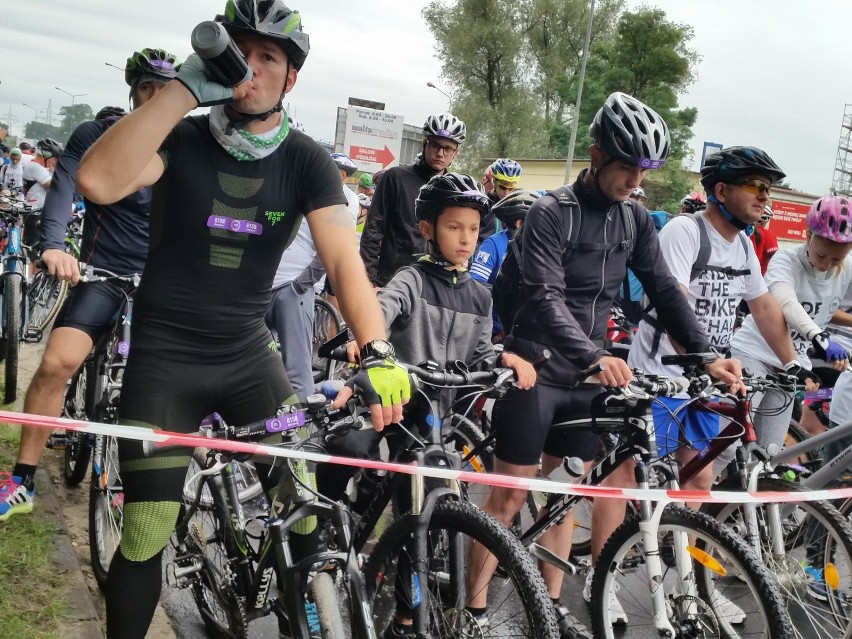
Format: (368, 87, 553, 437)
(23, 121, 61, 141)
(56, 104, 95, 142)
(22, 104, 94, 145)
(423, 1, 701, 198)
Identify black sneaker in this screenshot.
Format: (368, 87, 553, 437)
(555, 605, 593, 639)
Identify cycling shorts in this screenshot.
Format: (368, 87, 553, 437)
(53, 279, 126, 341)
(652, 396, 720, 457)
(493, 383, 602, 466)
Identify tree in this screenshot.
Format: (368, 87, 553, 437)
(422, 0, 550, 169)
(24, 120, 61, 141)
(56, 103, 95, 142)
(565, 7, 700, 162)
(526, 0, 623, 148)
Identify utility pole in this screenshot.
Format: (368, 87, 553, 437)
(563, 0, 596, 184)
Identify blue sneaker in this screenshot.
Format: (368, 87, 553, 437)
(804, 566, 828, 602)
(0, 472, 34, 521)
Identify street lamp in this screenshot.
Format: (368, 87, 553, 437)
(426, 81, 451, 106)
(104, 62, 124, 72)
(55, 86, 88, 105)
(22, 103, 46, 121)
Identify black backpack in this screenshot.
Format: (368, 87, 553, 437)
(493, 185, 636, 332)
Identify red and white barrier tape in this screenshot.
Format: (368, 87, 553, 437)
(2, 409, 850, 504)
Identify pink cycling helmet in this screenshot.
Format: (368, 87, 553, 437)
(806, 196, 852, 243)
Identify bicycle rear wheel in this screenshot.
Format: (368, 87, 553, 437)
(363, 499, 560, 639)
(312, 297, 344, 382)
(592, 504, 793, 639)
(28, 270, 68, 333)
(704, 478, 852, 639)
(89, 435, 124, 590)
(4, 275, 21, 403)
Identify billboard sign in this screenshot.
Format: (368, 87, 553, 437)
(769, 200, 810, 242)
(342, 106, 404, 173)
(700, 141, 724, 168)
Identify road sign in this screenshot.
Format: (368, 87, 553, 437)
(342, 106, 404, 173)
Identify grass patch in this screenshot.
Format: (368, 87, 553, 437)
(0, 421, 70, 639)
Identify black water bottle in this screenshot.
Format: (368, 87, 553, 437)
(191, 21, 253, 86)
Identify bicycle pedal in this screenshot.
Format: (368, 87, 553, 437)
(46, 433, 68, 449)
(24, 327, 43, 342)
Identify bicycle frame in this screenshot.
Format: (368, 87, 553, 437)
(1, 213, 30, 338)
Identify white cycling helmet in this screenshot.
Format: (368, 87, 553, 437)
(423, 113, 466, 144)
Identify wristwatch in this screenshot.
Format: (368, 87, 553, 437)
(360, 339, 395, 361)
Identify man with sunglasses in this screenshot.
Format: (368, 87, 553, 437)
(625, 147, 800, 512)
(360, 112, 466, 286)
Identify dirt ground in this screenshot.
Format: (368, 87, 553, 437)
(17, 338, 175, 639)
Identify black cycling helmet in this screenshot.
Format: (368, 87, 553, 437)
(589, 92, 670, 169)
(95, 106, 127, 121)
(125, 48, 179, 90)
(216, 0, 310, 71)
(36, 138, 63, 159)
(415, 173, 489, 222)
(699, 146, 786, 190)
(491, 189, 540, 227)
(18, 142, 33, 152)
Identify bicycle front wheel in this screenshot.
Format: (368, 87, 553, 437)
(309, 571, 347, 638)
(592, 504, 793, 639)
(28, 270, 68, 333)
(705, 478, 852, 639)
(88, 435, 124, 591)
(363, 499, 559, 639)
(4, 275, 21, 403)
(63, 366, 91, 485)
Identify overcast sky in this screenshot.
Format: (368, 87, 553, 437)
(3, 0, 850, 195)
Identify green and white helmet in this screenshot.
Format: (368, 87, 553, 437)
(124, 48, 179, 92)
(216, 0, 310, 70)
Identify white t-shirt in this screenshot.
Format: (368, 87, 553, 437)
(21, 160, 51, 209)
(830, 369, 852, 424)
(731, 246, 852, 368)
(1, 162, 23, 190)
(827, 286, 852, 352)
(272, 218, 317, 288)
(629, 214, 766, 377)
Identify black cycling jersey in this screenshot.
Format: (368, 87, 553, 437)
(134, 116, 345, 358)
(359, 155, 441, 287)
(40, 119, 150, 275)
(510, 169, 711, 385)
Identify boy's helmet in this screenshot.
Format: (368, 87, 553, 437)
(415, 173, 489, 222)
(36, 138, 63, 159)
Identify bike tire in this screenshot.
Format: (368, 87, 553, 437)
(4, 275, 21, 403)
(181, 475, 249, 639)
(704, 478, 852, 639)
(785, 419, 821, 467)
(363, 499, 560, 639)
(63, 367, 91, 485)
(309, 571, 347, 639)
(28, 270, 68, 333)
(312, 297, 344, 383)
(592, 504, 793, 639)
(88, 435, 124, 591)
